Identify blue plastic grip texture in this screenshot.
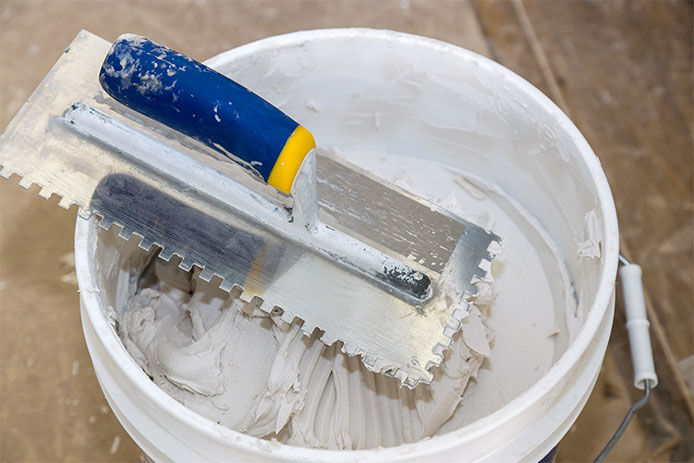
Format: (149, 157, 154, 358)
(99, 34, 299, 182)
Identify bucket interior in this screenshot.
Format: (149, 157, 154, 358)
(85, 31, 611, 449)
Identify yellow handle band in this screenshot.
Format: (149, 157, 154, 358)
(267, 125, 316, 194)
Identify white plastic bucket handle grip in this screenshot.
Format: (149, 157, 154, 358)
(619, 263, 658, 389)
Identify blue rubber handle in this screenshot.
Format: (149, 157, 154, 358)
(99, 34, 313, 191)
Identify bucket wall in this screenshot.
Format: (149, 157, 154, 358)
(75, 29, 619, 462)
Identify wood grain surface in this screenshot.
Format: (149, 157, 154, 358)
(1, 1, 691, 461)
(474, 2, 693, 461)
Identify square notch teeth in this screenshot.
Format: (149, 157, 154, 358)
(392, 369, 410, 385)
(198, 268, 214, 282)
(351, 345, 368, 358)
(17, 177, 34, 189)
(280, 309, 297, 325)
(249, 295, 264, 309)
(370, 358, 390, 373)
(239, 292, 265, 311)
(178, 259, 193, 272)
(117, 227, 134, 240)
(478, 258, 492, 273)
(218, 279, 237, 293)
(450, 306, 467, 322)
(342, 341, 359, 357)
(402, 375, 419, 389)
(487, 238, 502, 257)
(158, 248, 174, 262)
(0, 166, 13, 179)
(38, 187, 53, 199)
(319, 332, 338, 346)
(97, 217, 114, 230)
(425, 356, 443, 371)
(467, 266, 487, 286)
(441, 325, 458, 340)
(238, 289, 254, 303)
(57, 197, 77, 210)
(257, 300, 274, 314)
(138, 238, 155, 251)
(205, 273, 224, 288)
(431, 341, 448, 358)
(446, 317, 463, 332)
(131, 231, 145, 245)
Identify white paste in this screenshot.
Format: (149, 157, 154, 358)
(115, 154, 576, 450)
(120, 257, 493, 449)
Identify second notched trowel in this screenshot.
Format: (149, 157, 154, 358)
(0, 32, 499, 387)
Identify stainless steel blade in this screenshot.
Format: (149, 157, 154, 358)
(316, 153, 468, 275)
(0, 31, 500, 387)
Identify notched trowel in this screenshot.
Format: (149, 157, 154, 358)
(0, 31, 499, 387)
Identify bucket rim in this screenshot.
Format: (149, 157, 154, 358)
(76, 27, 619, 461)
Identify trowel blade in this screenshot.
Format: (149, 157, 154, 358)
(0, 31, 499, 387)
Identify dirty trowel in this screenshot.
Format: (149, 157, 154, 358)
(0, 32, 499, 387)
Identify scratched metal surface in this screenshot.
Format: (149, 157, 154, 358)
(0, 31, 497, 388)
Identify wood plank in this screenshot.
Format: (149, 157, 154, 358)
(474, 0, 693, 458)
(517, 0, 693, 362)
(472, 0, 554, 102)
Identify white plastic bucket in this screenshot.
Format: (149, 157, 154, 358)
(75, 29, 619, 462)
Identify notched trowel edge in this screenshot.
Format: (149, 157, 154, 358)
(0, 30, 502, 389)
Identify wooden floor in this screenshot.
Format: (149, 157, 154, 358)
(0, 1, 691, 461)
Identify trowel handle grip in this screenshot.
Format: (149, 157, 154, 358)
(98, 34, 315, 194)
